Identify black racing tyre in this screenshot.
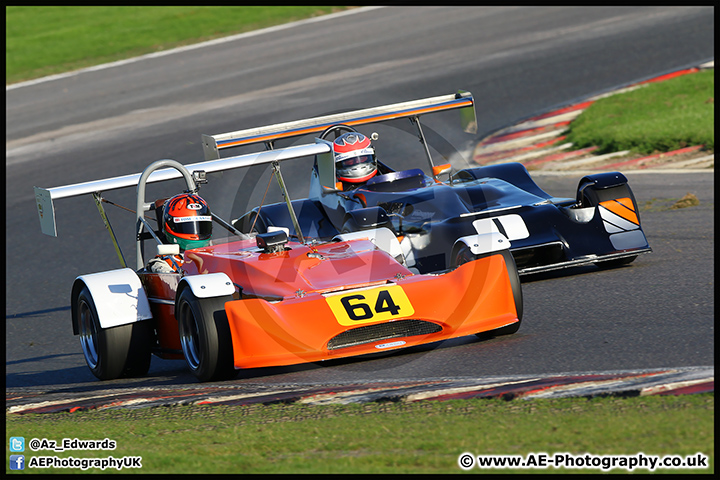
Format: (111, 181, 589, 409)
(76, 286, 152, 380)
(341, 218, 361, 234)
(452, 246, 523, 337)
(176, 288, 236, 382)
(491, 249, 523, 335)
(451, 243, 478, 269)
(580, 182, 638, 211)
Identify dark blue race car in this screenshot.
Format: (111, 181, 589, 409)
(202, 91, 651, 276)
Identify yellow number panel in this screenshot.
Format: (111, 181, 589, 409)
(325, 284, 414, 326)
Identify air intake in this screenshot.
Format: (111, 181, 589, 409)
(327, 319, 442, 350)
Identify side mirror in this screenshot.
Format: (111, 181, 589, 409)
(432, 163, 452, 182)
(322, 183, 343, 194)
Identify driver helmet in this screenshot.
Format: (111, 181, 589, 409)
(162, 193, 212, 251)
(333, 132, 377, 184)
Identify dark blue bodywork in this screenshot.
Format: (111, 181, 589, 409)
(234, 160, 651, 276)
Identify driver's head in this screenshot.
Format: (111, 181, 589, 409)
(333, 132, 377, 184)
(162, 193, 212, 251)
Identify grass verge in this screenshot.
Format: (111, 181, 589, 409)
(564, 70, 714, 155)
(6, 394, 714, 474)
(6, 6, 349, 84)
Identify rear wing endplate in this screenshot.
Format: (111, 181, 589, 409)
(201, 91, 476, 160)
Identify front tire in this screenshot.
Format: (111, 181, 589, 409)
(490, 250, 523, 335)
(341, 218, 360, 234)
(580, 181, 637, 209)
(176, 288, 236, 382)
(76, 286, 152, 380)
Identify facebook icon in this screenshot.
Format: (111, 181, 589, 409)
(10, 455, 25, 470)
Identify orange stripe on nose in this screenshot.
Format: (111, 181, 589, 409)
(615, 197, 636, 212)
(600, 197, 639, 225)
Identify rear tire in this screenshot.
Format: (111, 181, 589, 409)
(176, 288, 236, 382)
(76, 286, 152, 380)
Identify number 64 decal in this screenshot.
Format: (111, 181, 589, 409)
(325, 284, 415, 326)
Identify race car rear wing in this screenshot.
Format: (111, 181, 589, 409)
(34, 143, 330, 238)
(35, 143, 333, 269)
(35, 90, 477, 268)
(201, 91, 477, 160)
(37, 90, 476, 237)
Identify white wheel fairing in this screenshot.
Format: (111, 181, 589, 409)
(179, 272, 235, 299)
(74, 285, 152, 380)
(76, 268, 152, 328)
(333, 227, 404, 263)
(453, 232, 510, 257)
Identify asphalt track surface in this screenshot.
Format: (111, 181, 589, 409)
(6, 7, 714, 395)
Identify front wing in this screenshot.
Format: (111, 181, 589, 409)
(498, 200, 651, 275)
(224, 253, 518, 369)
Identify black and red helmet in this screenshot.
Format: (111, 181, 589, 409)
(162, 193, 212, 250)
(333, 132, 377, 184)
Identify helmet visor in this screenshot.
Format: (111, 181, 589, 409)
(338, 154, 374, 170)
(171, 215, 212, 238)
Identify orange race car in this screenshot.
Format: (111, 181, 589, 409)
(35, 147, 522, 382)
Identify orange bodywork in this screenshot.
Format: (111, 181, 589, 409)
(142, 236, 519, 369)
(223, 254, 517, 368)
(599, 197, 639, 225)
(139, 272, 184, 359)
